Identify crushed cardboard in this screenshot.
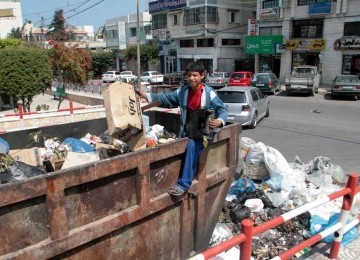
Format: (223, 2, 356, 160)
(102, 82, 146, 151)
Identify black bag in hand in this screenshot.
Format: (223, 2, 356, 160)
(185, 110, 209, 139)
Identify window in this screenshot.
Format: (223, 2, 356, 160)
(222, 39, 241, 46)
(130, 27, 136, 37)
(180, 39, 194, 48)
(250, 89, 259, 101)
(185, 7, 205, 25)
(217, 92, 246, 103)
(263, 0, 279, 9)
(259, 26, 282, 36)
(344, 22, 360, 36)
(298, 0, 331, 6)
(197, 38, 214, 47)
(207, 7, 218, 24)
(292, 19, 323, 38)
(228, 10, 240, 24)
(152, 13, 167, 29)
(173, 14, 179, 26)
(143, 25, 151, 35)
(107, 30, 117, 39)
(342, 55, 352, 74)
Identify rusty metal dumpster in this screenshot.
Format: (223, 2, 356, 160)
(0, 110, 241, 259)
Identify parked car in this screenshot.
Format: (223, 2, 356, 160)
(141, 71, 164, 84)
(163, 71, 186, 86)
(101, 71, 121, 83)
(251, 72, 281, 95)
(120, 71, 137, 80)
(216, 86, 269, 128)
(331, 75, 360, 99)
(205, 72, 232, 89)
(228, 71, 254, 86)
(122, 77, 152, 93)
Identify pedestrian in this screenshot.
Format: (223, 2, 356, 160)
(135, 61, 228, 198)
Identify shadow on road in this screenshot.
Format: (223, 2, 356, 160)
(324, 93, 358, 101)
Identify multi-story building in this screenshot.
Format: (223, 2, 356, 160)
(0, 0, 23, 39)
(254, 0, 360, 86)
(105, 12, 152, 72)
(149, 0, 256, 73)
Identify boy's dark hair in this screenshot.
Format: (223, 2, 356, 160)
(185, 61, 205, 74)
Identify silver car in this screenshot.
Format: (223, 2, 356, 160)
(216, 87, 269, 128)
(331, 75, 360, 100)
(205, 72, 232, 89)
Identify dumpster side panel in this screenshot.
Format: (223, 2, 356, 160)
(0, 113, 240, 260)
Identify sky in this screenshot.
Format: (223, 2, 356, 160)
(21, 0, 149, 31)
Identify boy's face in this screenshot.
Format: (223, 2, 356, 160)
(186, 71, 204, 90)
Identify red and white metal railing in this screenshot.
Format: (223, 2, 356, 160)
(189, 173, 360, 260)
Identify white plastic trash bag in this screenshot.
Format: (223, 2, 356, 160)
(264, 146, 294, 178)
(244, 198, 264, 212)
(245, 142, 267, 164)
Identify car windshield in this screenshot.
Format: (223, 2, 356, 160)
(211, 73, 223, 77)
(217, 91, 247, 103)
(231, 73, 244, 79)
(254, 75, 270, 82)
(335, 76, 360, 83)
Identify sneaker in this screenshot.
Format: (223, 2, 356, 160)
(168, 185, 187, 197)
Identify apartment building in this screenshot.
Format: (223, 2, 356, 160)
(256, 0, 360, 85)
(105, 12, 152, 72)
(150, 0, 256, 73)
(0, 0, 23, 39)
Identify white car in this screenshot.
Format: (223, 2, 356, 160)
(120, 77, 152, 93)
(141, 71, 164, 83)
(120, 71, 137, 80)
(101, 71, 121, 83)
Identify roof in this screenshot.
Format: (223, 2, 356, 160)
(217, 86, 255, 92)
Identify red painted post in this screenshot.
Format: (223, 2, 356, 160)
(69, 101, 74, 115)
(329, 174, 359, 259)
(240, 219, 254, 260)
(18, 104, 23, 119)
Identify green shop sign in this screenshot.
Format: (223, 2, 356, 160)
(245, 36, 283, 54)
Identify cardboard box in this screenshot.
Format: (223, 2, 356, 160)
(102, 82, 146, 150)
(61, 151, 100, 170)
(10, 148, 43, 168)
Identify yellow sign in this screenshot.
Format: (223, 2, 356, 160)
(309, 39, 326, 50)
(285, 40, 299, 50)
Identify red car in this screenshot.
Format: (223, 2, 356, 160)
(228, 71, 254, 86)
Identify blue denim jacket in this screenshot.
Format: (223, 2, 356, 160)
(146, 84, 228, 138)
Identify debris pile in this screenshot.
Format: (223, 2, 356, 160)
(0, 123, 177, 185)
(211, 137, 359, 259)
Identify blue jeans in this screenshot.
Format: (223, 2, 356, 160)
(176, 138, 204, 190)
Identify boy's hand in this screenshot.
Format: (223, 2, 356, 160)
(209, 119, 222, 129)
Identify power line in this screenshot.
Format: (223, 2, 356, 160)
(65, 0, 107, 20)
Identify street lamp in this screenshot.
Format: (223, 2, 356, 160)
(136, 0, 141, 89)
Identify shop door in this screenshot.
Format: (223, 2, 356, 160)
(351, 56, 360, 77)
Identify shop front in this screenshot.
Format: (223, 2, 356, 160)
(245, 35, 283, 76)
(334, 36, 360, 77)
(285, 39, 325, 68)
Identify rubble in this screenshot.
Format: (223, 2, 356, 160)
(211, 137, 359, 259)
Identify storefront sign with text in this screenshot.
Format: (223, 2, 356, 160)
(245, 36, 283, 54)
(334, 37, 360, 50)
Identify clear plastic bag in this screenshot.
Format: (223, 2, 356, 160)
(209, 223, 234, 247)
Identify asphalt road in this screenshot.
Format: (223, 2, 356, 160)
(241, 90, 360, 176)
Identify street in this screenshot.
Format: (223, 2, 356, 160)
(242, 89, 360, 176)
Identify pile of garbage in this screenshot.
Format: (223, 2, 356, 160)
(0, 123, 177, 185)
(210, 137, 360, 259)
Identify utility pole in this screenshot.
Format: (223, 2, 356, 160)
(136, 0, 141, 89)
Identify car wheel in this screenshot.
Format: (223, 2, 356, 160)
(286, 90, 292, 96)
(331, 93, 337, 99)
(265, 104, 270, 117)
(249, 112, 258, 129)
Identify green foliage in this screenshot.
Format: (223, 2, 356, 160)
(92, 51, 115, 77)
(8, 27, 22, 39)
(125, 44, 159, 70)
(36, 104, 49, 111)
(48, 9, 68, 41)
(49, 43, 93, 85)
(0, 47, 52, 111)
(0, 38, 22, 48)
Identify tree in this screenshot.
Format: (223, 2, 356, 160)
(0, 38, 22, 48)
(0, 48, 52, 112)
(48, 9, 68, 42)
(8, 28, 22, 39)
(92, 51, 115, 78)
(50, 43, 92, 84)
(125, 44, 159, 71)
